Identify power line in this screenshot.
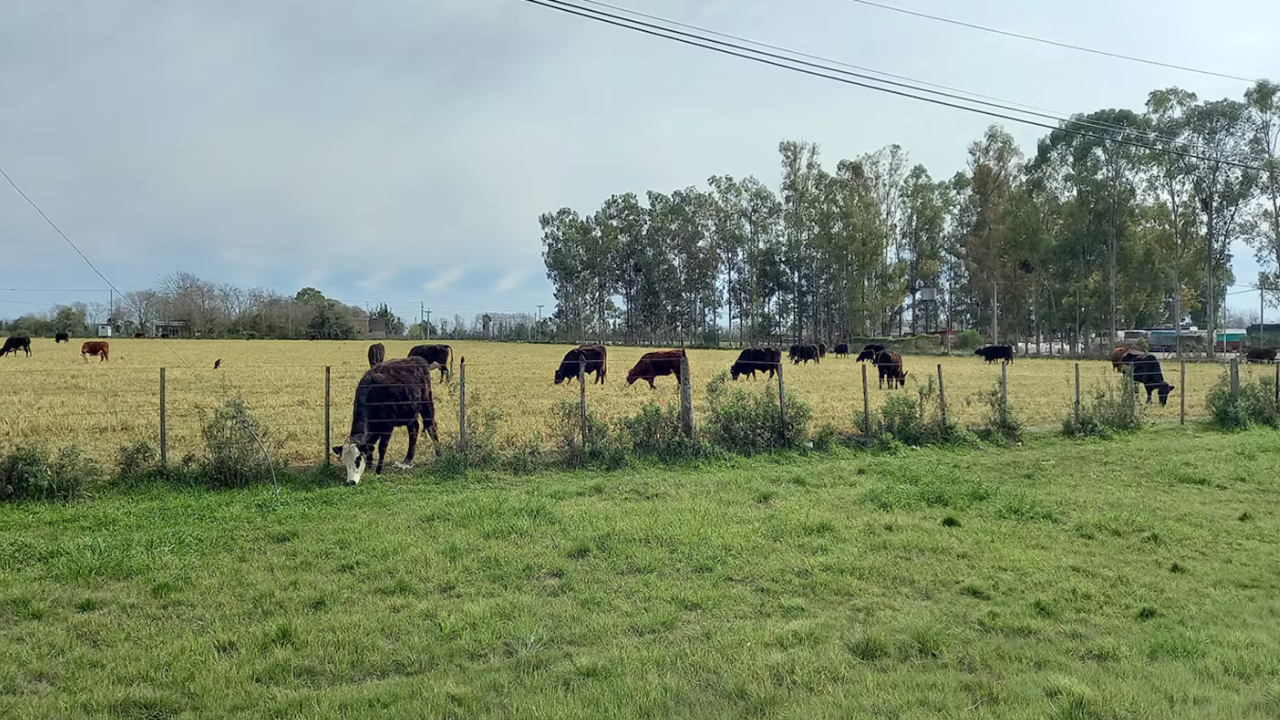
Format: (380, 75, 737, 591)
(839, 0, 1257, 84)
(574, 0, 1218, 154)
(0, 161, 191, 367)
(526, 0, 1265, 172)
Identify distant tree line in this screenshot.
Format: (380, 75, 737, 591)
(540, 82, 1280, 355)
(0, 274, 556, 343)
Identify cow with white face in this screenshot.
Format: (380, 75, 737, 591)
(332, 356, 441, 485)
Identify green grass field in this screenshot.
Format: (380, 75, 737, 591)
(2, 426, 1278, 718)
(0, 338, 1245, 466)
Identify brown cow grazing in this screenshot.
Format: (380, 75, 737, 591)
(874, 350, 907, 389)
(81, 341, 109, 362)
(214, 359, 222, 370)
(332, 356, 441, 484)
(555, 345, 608, 385)
(408, 343, 453, 381)
(1110, 346, 1136, 371)
(730, 347, 782, 380)
(367, 342, 386, 368)
(626, 349, 686, 388)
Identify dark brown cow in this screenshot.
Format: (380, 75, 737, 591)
(54, 332, 69, 344)
(81, 341, 109, 362)
(332, 356, 441, 484)
(407, 344, 453, 381)
(730, 347, 781, 380)
(875, 350, 907, 389)
(855, 344, 885, 362)
(626, 349, 686, 388)
(818, 342, 827, 358)
(134, 332, 146, 339)
(790, 344, 820, 365)
(834, 343, 850, 358)
(1, 336, 31, 357)
(556, 345, 608, 385)
(214, 359, 222, 370)
(368, 342, 386, 368)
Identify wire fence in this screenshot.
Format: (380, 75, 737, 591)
(1, 351, 1272, 468)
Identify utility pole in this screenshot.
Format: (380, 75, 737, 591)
(537, 304, 544, 343)
(420, 301, 425, 340)
(426, 309, 432, 342)
(1261, 283, 1266, 347)
(992, 280, 999, 345)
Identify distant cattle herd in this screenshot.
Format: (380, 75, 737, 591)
(1, 332, 1274, 484)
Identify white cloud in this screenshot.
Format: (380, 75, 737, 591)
(424, 267, 464, 293)
(491, 268, 529, 294)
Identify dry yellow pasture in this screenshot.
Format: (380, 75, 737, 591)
(0, 338, 1243, 465)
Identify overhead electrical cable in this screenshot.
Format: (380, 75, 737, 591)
(840, 0, 1257, 83)
(524, 0, 1264, 171)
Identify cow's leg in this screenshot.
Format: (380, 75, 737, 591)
(374, 433, 391, 474)
(395, 419, 419, 470)
(647, 377, 656, 389)
(425, 411, 441, 457)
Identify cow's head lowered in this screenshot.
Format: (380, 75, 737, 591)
(333, 437, 374, 485)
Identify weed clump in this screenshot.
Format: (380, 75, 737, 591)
(1206, 372, 1279, 431)
(0, 443, 101, 503)
(197, 397, 284, 488)
(704, 372, 809, 454)
(1063, 377, 1144, 438)
(858, 376, 971, 448)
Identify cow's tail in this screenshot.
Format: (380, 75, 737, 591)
(449, 345, 455, 378)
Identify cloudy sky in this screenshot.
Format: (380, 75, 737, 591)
(2, 0, 1277, 322)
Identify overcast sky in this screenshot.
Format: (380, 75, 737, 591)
(2, 0, 1277, 322)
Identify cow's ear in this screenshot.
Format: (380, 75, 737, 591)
(331, 445, 343, 457)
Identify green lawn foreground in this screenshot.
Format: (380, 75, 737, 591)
(1, 428, 1278, 719)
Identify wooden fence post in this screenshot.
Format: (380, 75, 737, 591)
(159, 368, 167, 465)
(1230, 358, 1240, 398)
(777, 360, 786, 435)
(1001, 360, 1008, 414)
(861, 363, 871, 434)
(679, 353, 694, 439)
(936, 364, 947, 425)
(458, 357, 467, 453)
(1073, 362, 1081, 424)
(324, 365, 331, 465)
(579, 357, 587, 450)
(1180, 361, 1187, 425)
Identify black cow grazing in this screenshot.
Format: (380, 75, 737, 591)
(407, 343, 453, 381)
(834, 343, 850, 358)
(332, 356, 441, 484)
(1124, 353, 1174, 406)
(730, 347, 782, 380)
(1, 336, 31, 357)
(555, 344, 608, 385)
(214, 359, 222, 370)
(974, 345, 1014, 364)
(855, 344, 886, 362)
(55, 332, 69, 344)
(818, 342, 827, 358)
(791, 344, 820, 365)
(1245, 347, 1276, 364)
(368, 342, 386, 368)
(875, 350, 907, 389)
